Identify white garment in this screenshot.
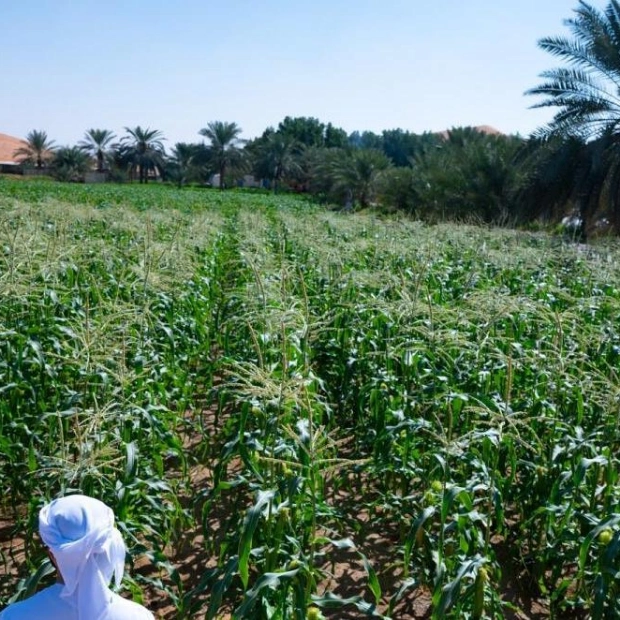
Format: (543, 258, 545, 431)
(38, 495, 132, 620)
(2, 495, 154, 620)
(0, 584, 154, 620)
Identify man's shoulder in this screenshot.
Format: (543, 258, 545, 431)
(0, 585, 70, 620)
(108, 593, 155, 620)
(0, 587, 154, 620)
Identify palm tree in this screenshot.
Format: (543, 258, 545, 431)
(526, 1, 620, 139)
(166, 142, 204, 188)
(52, 146, 92, 182)
(121, 126, 166, 183)
(304, 146, 345, 201)
(13, 130, 56, 168)
(251, 132, 301, 192)
(524, 1, 620, 234)
(79, 129, 115, 172)
(330, 148, 392, 208)
(199, 121, 244, 189)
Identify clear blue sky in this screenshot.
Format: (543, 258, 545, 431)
(1, 0, 608, 146)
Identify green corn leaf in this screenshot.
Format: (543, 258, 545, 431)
(360, 551, 382, 605)
(238, 489, 275, 589)
(205, 555, 239, 620)
(125, 441, 137, 479)
(404, 506, 435, 576)
(387, 578, 418, 616)
(435, 555, 485, 617)
(232, 568, 300, 618)
(311, 592, 387, 618)
(441, 485, 466, 522)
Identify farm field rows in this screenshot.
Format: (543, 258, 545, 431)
(2, 180, 620, 618)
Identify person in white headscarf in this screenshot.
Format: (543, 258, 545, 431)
(0, 495, 154, 620)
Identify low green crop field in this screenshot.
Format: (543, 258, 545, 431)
(2, 178, 620, 618)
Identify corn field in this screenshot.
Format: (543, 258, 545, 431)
(2, 179, 620, 618)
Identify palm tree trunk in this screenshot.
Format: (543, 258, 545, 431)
(273, 164, 281, 194)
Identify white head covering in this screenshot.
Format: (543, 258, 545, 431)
(39, 495, 126, 620)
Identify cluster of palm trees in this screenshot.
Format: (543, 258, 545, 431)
(15, 126, 167, 184)
(15, 122, 248, 188)
(10, 1, 620, 234)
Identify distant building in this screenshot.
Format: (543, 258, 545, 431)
(238, 174, 262, 188)
(0, 132, 26, 173)
(210, 173, 263, 188)
(84, 171, 109, 183)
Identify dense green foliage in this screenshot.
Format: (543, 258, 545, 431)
(2, 180, 620, 618)
(525, 0, 620, 235)
(381, 128, 523, 223)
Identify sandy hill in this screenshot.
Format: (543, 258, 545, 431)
(436, 125, 504, 140)
(0, 132, 27, 165)
(471, 124, 503, 135)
